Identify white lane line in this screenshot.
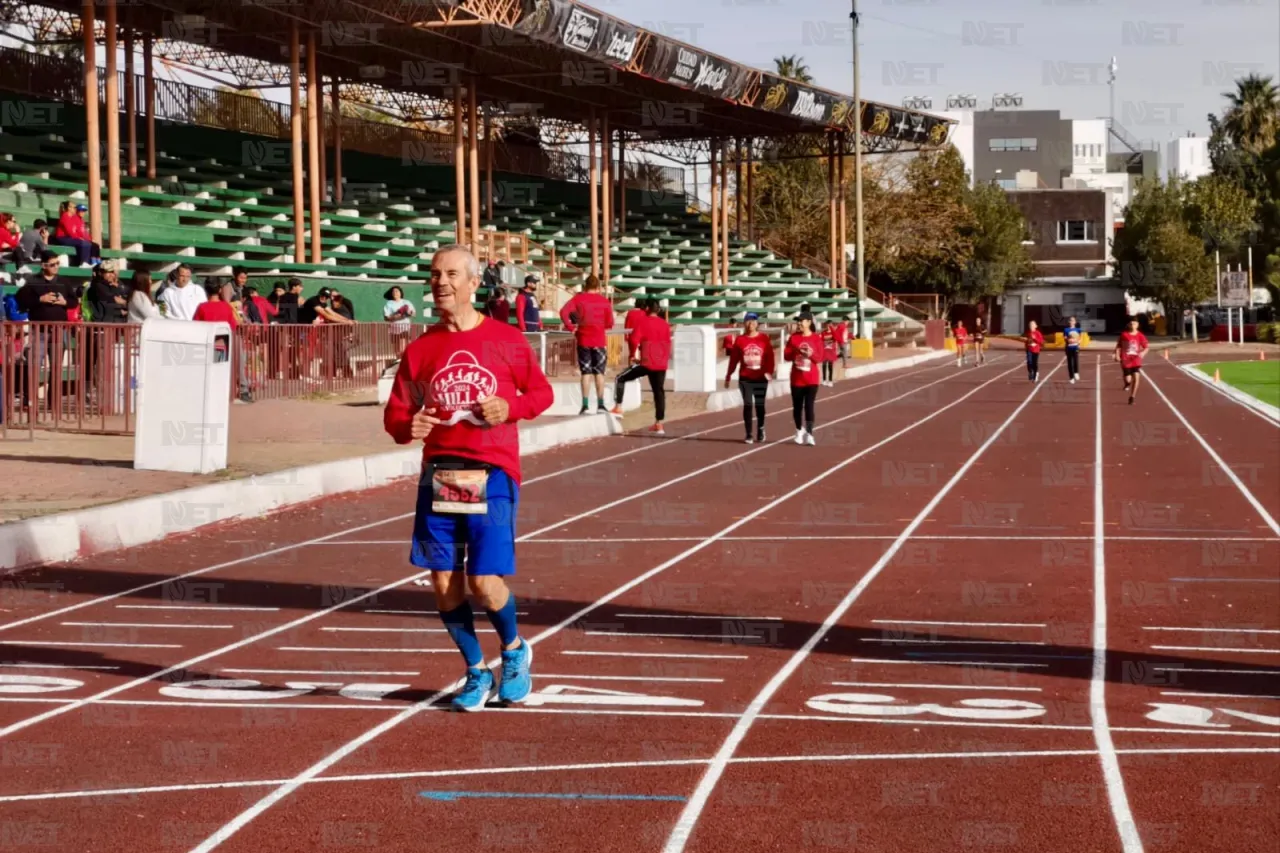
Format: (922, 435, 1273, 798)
(828, 681, 1043, 693)
(319, 627, 482, 634)
(116, 605, 281, 612)
(661, 363, 1057, 853)
(1173, 362, 1280, 426)
(275, 647, 454, 654)
(1170, 577, 1280, 584)
(1153, 666, 1280, 676)
(358, 609, 528, 616)
(614, 614, 783, 621)
(860, 638, 1047, 646)
(1159, 691, 1280, 700)
(1, 641, 182, 649)
(1095, 358, 1143, 853)
(583, 631, 766, 640)
(1147, 373, 1280, 537)
(60, 621, 234, 630)
(532, 674, 724, 684)
(221, 669, 420, 677)
(0, 663, 121, 670)
(1152, 645, 1280, 654)
(188, 363, 1023, 853)
(871, 619, 1047, 628)
(562, 651, 750, 660)
(850, 657, 1049, 668)
(1144, 627, 1280, 634)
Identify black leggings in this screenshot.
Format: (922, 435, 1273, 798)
(1065, 348, 1079, 376)
(791, 385, 818, 431)
(615, 365, 666, 421)
(821, 360, 834, 381)
(1026, 351, 1040, 378)
(739, 379, 768, 435)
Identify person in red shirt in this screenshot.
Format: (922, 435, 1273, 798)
(785, 311, 825, 445)
(50, 201, 99, 267)
(725, 311, 776, 443)
(192, 280, 239, 328)
(0, 213, 18, 253)
(1023, 319, 1045, 382)
(1114, 317, 1150, 404)
(610, 300, 671, 436)
(820, 321, 840, 386)
(833, 319, 850, 369)
(559, 275, 616, 415)
(954, 320, 969, 367)
(624, 298, 650, 347)
(384, 245, 552, 711)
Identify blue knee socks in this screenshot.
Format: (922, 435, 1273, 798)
(485, 595, 520, 648)
(439, 602, 484, 667)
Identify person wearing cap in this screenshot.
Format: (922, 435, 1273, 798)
(515, 275, 543, 332)
(88, 259, 128, 324)
(51, 201, 99, 267)
(785, 310, 825, 446)
(384, 244, 553, 712)
(16, 250, 82, 413)
(559, 274, 615, 415)
(725, 311, 776, 444)
(159, 264, 205, 321)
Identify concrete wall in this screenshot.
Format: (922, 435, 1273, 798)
(973, 110, 1072, 188)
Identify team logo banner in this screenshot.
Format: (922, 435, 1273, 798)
(642, 40, 752, 101)
(515, 0, 641, 67)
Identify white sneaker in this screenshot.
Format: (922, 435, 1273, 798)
(804, 431, 816, 446)
(1070, 377, 1076, 384)
(744, 436, 754, 445)
(794, 429, 806, 445)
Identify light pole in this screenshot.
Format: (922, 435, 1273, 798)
(851, 0, 865, 334)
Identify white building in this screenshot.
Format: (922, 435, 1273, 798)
(1160, 135, 1211, 183)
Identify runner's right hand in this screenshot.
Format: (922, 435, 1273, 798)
(411, 407, 443, 440)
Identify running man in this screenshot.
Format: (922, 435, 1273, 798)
(972, 314, 987, 366)
(559, 274, 615, 415)
(1023, 320, 1044, 382)
(611, 300, 671, 435)
(383, 245, 553, 712)
(1063, 315, 1083, 384)
(954, 320, 969, 367)
(785, 311, 824, 445)
(1115, 317, 1149, 404)
(725, 311, 776, 443)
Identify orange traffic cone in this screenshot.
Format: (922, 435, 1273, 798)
(1214, 368, 1221, 383)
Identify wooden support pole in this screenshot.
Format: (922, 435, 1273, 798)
(709, 140, 719, 288)
(332, 77, 343, 204)
(828, 134, 837, 289)
(601, 113, 611, 287)
(746, 138, 754, 243)
(617, 131, 626, 234)
(306, 30, 321, 264)
(124, 27, 135, 178)
(588, 111, 599, 277)
(468, 81, 480, 252)
(720, 138, 729, 286)
(290, 22, 304, 263)
(104, 0, 121, 251)
(484, 111, 493, 221)
(838, 132, 847, 289)
(734, 138, 742, 238)
(82, 0, 102, 247)
(143, 33, 155, 180)
(453, 84, 465, 244)
(317, 74, 327, 202)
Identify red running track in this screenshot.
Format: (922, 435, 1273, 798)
(0, 351, 1276, 853)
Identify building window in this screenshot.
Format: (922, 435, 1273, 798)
(989, 137, 1038, 152)
(1057, 220, 1097, 242)
(996, 178, 1016, 190)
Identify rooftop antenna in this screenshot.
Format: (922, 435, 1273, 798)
(1108, 56, 1118, 129)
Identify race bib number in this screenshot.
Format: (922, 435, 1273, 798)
(431, 468, 488, 515)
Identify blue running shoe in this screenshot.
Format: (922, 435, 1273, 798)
(451, 666, 497, 712)
(498, 639, 533, 704)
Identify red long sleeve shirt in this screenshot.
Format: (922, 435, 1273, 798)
(193, 300, 238, 329)
(1025, 329, 1045, 354)
(726, 332, 776, 382)
(559, 292, 614, 348)
(0, 224, 16, 250)
(631, 315, 672, 371)
(383, 317, 553, 485)
(785, 332, 825, 387)
(56, 212, 87, 241)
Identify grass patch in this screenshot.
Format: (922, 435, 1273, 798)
(1195, 361, 1280, 408)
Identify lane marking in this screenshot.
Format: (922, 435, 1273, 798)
(1, 641, 181, 649)
(828, 681, 1042, 693)
(860, 639, 1047, 646)
(1159, 691, 1280, 700)
(0, 663, 120, 670)
(319, 627, 485, 633)
(189, 363, 1028, 852)
(1151, 645, 1279, 655)
(1169, 578, 1280, 584)
(1144, 627, 1280, 634)
(420, 790, 687, 803)
(613, 614, 783, 621)
(1153, 666, 1280, 676)
(904, 652, 1089, 660)
(220, 669, 420, 677)
(532, 674, 724, 683)
(1147, 373, 1280, 537)
(850, 658, 1049, 668)
(275, 647, 454, 654)
(359, 609, 528, 616)
(1094, 358, 1143, 853)
(583, 631, 768, 640)
(116, 605, 281, 612)
(662, 363, 1060, 853)
(562, 651, 750, 660)
(60, 621, 234, 630)
(871, 619, 1046, 628)
(1172, 362, 1280, 427)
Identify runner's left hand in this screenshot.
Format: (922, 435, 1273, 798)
(477, 395, 509, 425)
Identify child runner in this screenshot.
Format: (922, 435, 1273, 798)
(611, 301, 671, 435)
(821, 320, 839, 386)
(785, 311, 824, 446)
(953, 320, 969, 367)
(972, 314, 987, 366)
(1023, 319, 1044, 382)
(725, 312, 776, 443)
(835, 318, 851, 370)
(1115, 317, 1149, 404)
(1063, 315, 1083, 384)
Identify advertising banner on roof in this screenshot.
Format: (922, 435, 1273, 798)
(755, 74, 837, 125)
(514, 0, 641, 67)
(642, 39, 752, 101)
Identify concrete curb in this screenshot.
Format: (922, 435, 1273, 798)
(1176, 362, 1280, 424)
(704, 349, 950, 414)
(0, 414, 619, 572)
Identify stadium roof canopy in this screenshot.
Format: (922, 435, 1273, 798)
(10, 0, 954, 155)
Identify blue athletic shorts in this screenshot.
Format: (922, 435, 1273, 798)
(410, 466, 519, 576)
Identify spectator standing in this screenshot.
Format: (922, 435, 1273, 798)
(610, 301, 671, 436)
(127, 270, 158, 323)
(51, 202, 99, 267)
(17, 219, 48, 267)
(384, 286, 417, 356)
(159, 265, 204, 320)
(88, 260, 128, 324)
(194, 280, 252, 403)
(559, 275, 615, 415)
(383, 245, 552, 711)
(16, 251, 81, 413)
(724, 311, 776, 444)
(484, 284, 511, 324)
(514, 275, 543, 332)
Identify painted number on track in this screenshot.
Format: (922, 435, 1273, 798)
(1146, 703, 1280, 729)
(806, 692, 1046, 721)
(157, 679, 411, 702)
(521, 684, 704, 708)
(0, 674, 83, 695)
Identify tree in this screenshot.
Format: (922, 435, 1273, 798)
(1221, 73, 1280, 156)
(961, 181, 1034, 303)
(1114, 178, 1216, 323)
(773, 55, 813, 84)
(1184, 173, 1258, 253)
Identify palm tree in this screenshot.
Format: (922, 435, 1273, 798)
(773, 55, 813, 84)
(1222, 73, 1280, 155)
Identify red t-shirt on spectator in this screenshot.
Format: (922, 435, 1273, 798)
(785, 333, 824, 387)
(822, 326, 839, 360)
(624, 308, 647, 339)
(1118, 331, 1149, 369)
(631, 314, 672, 371)
(193, 300, 238, 329)
(383, 317, 553, 485)
(559, 292, 614, 349)
(56, 212, 87, 241)
(0, 224, 16, 250)
(1025, 329, 1044, 353)
(833, 322, 850, 346)
(726, 332, 775, 382)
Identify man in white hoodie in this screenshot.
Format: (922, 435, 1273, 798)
(159, 265, 205, 320)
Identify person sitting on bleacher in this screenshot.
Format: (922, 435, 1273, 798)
(0, 213, 18, 260)
(17, 219, 48, 268)
(51, 201, 100, 267)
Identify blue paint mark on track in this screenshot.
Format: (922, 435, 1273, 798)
(420, 791, 687, 803)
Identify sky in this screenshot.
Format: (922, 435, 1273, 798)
(601, 0, 1280, 142)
